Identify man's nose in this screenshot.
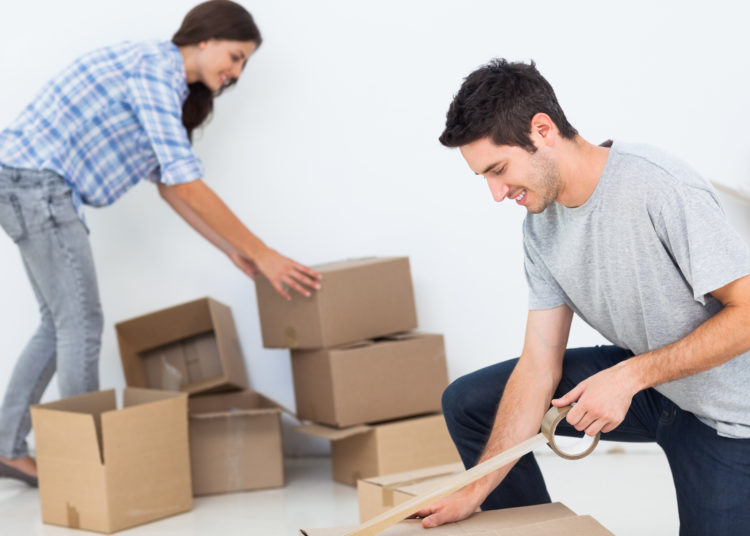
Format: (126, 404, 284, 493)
(487, 178, 509, 202)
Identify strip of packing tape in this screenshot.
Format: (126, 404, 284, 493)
(541, 405, 600, 460)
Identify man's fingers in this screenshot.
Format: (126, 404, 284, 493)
(585, 418, 605, 437)
(552, 383, 583, 408)
(422, 511, 445, 529)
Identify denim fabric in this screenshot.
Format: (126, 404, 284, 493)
(0, 166, 102, 458)
(442, 345, 750, 536)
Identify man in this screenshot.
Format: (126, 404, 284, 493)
(414, 59, 750, 536)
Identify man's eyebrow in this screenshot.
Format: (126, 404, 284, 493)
(479, 161, 504, 175)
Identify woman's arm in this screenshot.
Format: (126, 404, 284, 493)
(157, 180, 321, 299)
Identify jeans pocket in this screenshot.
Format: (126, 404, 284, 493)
(46, 189, 78, 226)
(0, 194, 27, 242)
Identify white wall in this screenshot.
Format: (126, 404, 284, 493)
(1, 0, 749, 455)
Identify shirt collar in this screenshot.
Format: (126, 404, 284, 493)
(160, 41, 189, 104)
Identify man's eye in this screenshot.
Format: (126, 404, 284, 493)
(231, 54, 240, 62)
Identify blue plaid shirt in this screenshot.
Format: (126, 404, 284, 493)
(0, 41, 204, 223)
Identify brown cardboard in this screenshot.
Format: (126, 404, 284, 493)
(256, 257, 418, 349)
(188, 390, 284, 495)
(30, 388, 192, 534)
(357, 463, 465, 522)
(292, 333, 448, 427)
(116, 297, 248, 394)
(299, 502, 614, 536)
(296, 414, 460, 486)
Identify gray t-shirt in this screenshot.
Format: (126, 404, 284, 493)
(523, 141, 750, 438)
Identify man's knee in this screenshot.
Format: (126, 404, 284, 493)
(442, 362, 513, 428)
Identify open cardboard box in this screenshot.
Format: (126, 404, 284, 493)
(188, 390, 286, 495)
(292, 332, 448, 428)
(256, 257, 418, 349)
(357, 462, 465, 522)
(30, 388, 192, 534)
(115, 297, 248, 394)
(297, 414, 460, 486)
(300, 502, 614, 535)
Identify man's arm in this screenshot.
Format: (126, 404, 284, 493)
(554, 274, 750, 436)
(157, 180, 321, 299)
(414, 304, 573, 528)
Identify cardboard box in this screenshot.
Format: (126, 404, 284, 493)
(188, 390, 285, 495)
(300, 502, 614, 535)
(357, 462, 465, 522)
(30, 388, 192, 534)
(296, 414, 460, 486)
(292, 333, 448, 428)
(116, 297, 248, 394)
(256, 257, 418, 349)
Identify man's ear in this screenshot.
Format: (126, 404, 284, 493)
(529, 113, 556, 147)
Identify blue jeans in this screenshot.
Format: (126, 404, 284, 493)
(0, 167, 102, 458)
(442, 345, 750, 536)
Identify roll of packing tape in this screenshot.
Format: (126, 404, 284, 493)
(541, 405, 600, 460)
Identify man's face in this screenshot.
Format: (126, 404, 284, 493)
(460, 137, 563, 214)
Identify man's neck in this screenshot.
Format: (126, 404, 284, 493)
(556, 136, 611, 208)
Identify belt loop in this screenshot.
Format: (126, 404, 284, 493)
(10, 168, 21, 183)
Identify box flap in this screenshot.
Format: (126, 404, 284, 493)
(101, 393, 188, 465)
(296, 422, 371, 441)
(300, 502, 582, 535)
(31, 408, 104, 465)
(188, 389, 294, 417)
(362, 462, 465, 488)
(115, 297, 216, 352)
(31, 390, 117, 465)
(123, 387, 186, 407)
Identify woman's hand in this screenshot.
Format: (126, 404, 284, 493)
(252, 247, 322, 300)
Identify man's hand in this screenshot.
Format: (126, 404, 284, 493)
(409, 484, 484, 529)
(551, 362, 640, 436)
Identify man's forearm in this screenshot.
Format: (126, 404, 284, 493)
(466, 361, 558, 500)
(622, 298, 750, 391)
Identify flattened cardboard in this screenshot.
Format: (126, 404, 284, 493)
(300, 502, 614, 536)
(188, 390, 284, 495)
(116, 297, 248, 394)
(296, 414, 460, 486)
(357, 463, 465, 522)
(256, 257, 418, 349)
(31, 388, 192, 534)
(292, 333, 448, 427)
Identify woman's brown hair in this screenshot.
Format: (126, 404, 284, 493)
(172, 0, 262, 141)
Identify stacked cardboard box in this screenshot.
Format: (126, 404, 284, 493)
(255, 257, 461, 485)
(115, 297, 285, 497)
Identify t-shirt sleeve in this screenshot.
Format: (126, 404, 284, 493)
(523, 225, 568, 310)
(655, 184, 750, 304)
(126, 59, 204, 185)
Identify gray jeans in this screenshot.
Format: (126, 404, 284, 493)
(0, 167, 102, 458)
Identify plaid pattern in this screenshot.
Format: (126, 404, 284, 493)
(0, 41, 204, 223)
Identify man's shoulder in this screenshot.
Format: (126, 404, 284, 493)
(609, 141, 711, 192)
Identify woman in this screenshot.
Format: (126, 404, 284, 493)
(0, 0, 321, 486)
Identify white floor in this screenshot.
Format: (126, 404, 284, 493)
(0, 450, 679, 535)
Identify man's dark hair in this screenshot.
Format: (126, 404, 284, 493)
(439, 59, 577, 152)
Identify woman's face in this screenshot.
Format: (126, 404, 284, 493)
(195, 39, 257, 91)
